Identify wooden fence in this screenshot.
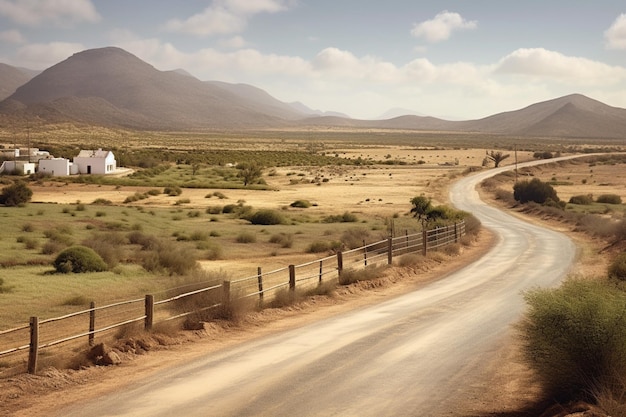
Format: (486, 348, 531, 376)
(0, 221, 465, 375)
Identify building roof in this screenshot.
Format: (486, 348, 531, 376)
(76, 149, 113, 159)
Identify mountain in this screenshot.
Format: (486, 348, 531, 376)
(376, 108, 425, 119)
(302, 94, 626, 138)
(458, 94, 626, 138)
(0, 63, 34, 100)
(0, 47, 305, 129)
(1, 46, 626, 138)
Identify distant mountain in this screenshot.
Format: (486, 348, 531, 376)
(0, 63, 34, 100)
(301, 94, 626, 138)
(0, 47, 304, 129)
(1, 46, 625, 138)
(459, 94, 626, 138)
(376, 108, 425, 119)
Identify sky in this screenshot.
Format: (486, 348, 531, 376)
(1, 0, 626, 120)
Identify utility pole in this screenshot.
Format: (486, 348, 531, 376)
(514, 144, 518, 183)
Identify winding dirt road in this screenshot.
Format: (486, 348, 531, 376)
(56, 159, 577, 417)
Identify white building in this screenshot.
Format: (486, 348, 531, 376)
(0, 161, 35, 175)
(38, 158, 71, 176)
(73, 149, 116, 175)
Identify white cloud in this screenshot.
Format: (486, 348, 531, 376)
(495, 48, 626, 85)
(15, 41, 84, 69)
(411, 11, 477, 43)
(605, 14, 626, 49)
(0, 0, 100, 26)
(0, 29, 25, 43)
(164, 0, 291, 37)
(218, 35, 248, 49)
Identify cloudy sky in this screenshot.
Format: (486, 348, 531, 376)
(1, 0, 626, 120)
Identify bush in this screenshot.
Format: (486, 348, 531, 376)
(0, 181, 32, 206)
(290, 200, 312, 208)
(609, 253, 626, 280)
(513, 178, 559, 205)
(269, 233, 293, 248)
(519, 279, 626, 402)
(338, 265, 386, 285)
(307, 240, 341, 253)
(54, 246, 108, 273)
(569, 194, 594, 205)
(597, 194, 622, 205)
(249, 209, 285, 225)
(323, 212, 358, 223)
(164, 186, 182, 196)
(236, 232, 256, 243)
(341, 227, 370, 250)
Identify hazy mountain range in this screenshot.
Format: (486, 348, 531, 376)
(1, 46, 626, 138)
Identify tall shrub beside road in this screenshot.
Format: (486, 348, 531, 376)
(519, 279, 626, 403)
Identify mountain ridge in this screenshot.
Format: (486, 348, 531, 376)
(1, 47, 626, 138)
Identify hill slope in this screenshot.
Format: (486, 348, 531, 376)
(0, 63, 33, 101)
(2, 47, 303, 129)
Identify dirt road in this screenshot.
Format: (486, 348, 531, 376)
(51, 158, 577, 417)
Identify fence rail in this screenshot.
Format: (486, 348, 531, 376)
(0, 221, 465, 375)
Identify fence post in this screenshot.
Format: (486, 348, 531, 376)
(454, 222, 459, 243)
(89, 301, 96, 347)
(422, 228, 427, 256)
(405, 229, 409, 249)
(337, 251, 343, 275)
(257, 267, 264, 304)
(28, 316, 39, 375)
(387, 237, 393, 265)
(363, 240, 368, 267)
(222, 280, 231, 310)
(319, 260, 323, 283)
(289, 265, 296, 292)
(144, 295, 154, 331)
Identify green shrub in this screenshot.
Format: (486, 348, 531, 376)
(519, 279, 626, 402)
(608, 253, 626, 280)
(513, 178, 559, 205)
(249, 209, 285, 225)
(569, 194, 594, 205)
(597, 194, 622, 205)
(54, 246, 108, 273)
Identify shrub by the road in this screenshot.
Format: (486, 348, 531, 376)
(513, 178, 560, 205)
(609, 253, 626, 281)
(518, 279, 626, 403)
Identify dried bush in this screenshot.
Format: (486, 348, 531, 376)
(597, 194, 623, 205)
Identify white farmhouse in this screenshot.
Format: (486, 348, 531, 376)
(0, 161, 35, 175)
(73, 149, 116, 175)
(38, 157, 71, 176)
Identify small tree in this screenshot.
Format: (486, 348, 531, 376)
(0, 181, 33, 206)
(410, 195, 432, 226)
(486, 150, 511, 168)
(237, 162, 263, 186)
